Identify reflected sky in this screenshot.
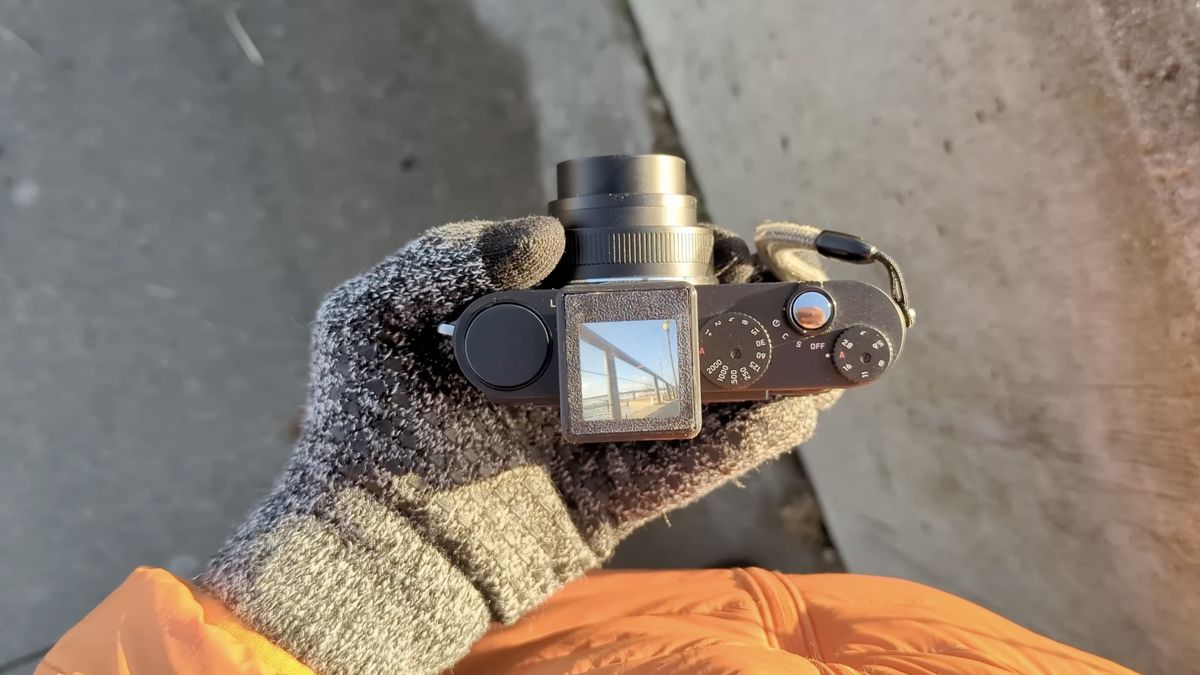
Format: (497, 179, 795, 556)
(579, 319, 679, 420)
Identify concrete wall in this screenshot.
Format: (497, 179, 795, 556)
(632, 1, 1200, 671)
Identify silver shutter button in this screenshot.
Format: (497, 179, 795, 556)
(789, 290, 834, 330)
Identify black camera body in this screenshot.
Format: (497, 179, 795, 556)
(447, 154, 911, 443)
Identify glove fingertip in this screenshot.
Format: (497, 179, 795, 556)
(708, 224, 756, 285)
(810, 389, 843, 412)
(478, 216, 566, 290)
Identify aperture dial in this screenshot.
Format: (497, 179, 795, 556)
(699, 312, 772, 389)
(832, 325, 893, 383)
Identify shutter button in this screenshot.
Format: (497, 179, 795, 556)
(788, 290, 834, 331)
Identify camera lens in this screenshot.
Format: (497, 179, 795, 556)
(549, 154, 716, 284)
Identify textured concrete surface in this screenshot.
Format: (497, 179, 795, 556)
(632, 0, 1200, 671)
(611, 452, 838, 571)
(0, 0, 681, 666)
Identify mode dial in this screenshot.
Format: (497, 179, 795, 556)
(832, 326, 893, 383)
(700, 313, 772, 389)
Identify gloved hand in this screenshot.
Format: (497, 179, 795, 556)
(200, 217, 838, 675)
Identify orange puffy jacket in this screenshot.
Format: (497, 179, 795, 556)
(37, 567, 1132, 674)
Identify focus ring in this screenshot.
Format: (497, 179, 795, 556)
(567, 227, 714, 266)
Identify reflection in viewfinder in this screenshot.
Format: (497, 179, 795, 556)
(579, 319, 681, 422)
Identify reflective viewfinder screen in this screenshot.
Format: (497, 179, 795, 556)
(578, 319, 681, 422)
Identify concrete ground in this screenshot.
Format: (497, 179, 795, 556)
(0, 1, 829, 670)
(632, 0, 1199, 671)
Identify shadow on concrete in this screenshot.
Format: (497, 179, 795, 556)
(0, 0, 541, 664)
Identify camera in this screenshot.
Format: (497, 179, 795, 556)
(446, 154, 910, 443)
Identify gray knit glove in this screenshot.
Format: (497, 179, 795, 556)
(199, 216, 838, 675)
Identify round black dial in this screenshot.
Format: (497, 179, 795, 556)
(699, 313, 772, 389)
(832, 326, 893, 383)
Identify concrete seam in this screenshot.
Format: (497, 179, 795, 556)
(617, 0, 710, 221)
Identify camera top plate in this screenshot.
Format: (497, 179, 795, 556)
(452, 279, 905, 411)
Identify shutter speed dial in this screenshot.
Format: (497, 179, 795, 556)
(832, 326, 893, 383)
(700, 313, 772, 389)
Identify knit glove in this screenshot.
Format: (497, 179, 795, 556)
(199, 216, 838, 675)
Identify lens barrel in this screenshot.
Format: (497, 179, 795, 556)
(549, 154, 716, 284)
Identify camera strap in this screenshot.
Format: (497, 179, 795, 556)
(755, 222, 916, 327)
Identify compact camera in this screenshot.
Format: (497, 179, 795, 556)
(446, 155, 911, 443)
